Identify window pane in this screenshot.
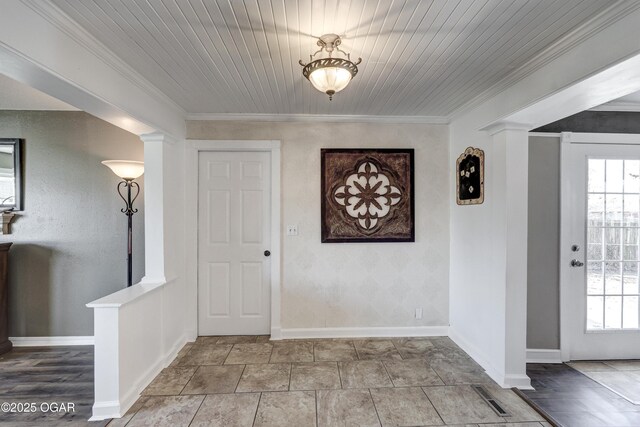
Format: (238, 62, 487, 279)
(587, 296, 604, 330)
(587, 262, 604, 295)
(589, 159, 605, 192)
(623, 245, 638, 261)
(624, 228, 638, 245)
(588, 243, 602, 261)
(623, 262, 639, 295)
(606, 194, 623, 226)
(606, 245, 621, 261)
(605, 228, 621, 245)
(624, 160, 640, 193)
(588, 227, 603, 245)
(623, 296, 639, 329)
(605, 262, 622, 294)
(606, 160, 624, 193)
(588, 195, 605, 228)
(604, 296, 622, 329)
(624, 195, 640, 226)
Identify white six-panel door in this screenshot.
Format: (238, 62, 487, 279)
(198, 151, 271, 335)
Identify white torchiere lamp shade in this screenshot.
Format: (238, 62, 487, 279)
(102, 160, 144, 180)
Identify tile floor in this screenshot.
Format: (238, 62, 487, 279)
(568, 360, 640, 404)
(524, 363, 640, 427)
(108, 336, 549, 426)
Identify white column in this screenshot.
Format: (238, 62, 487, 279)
(487, 123, 532, 389)
(139, 132, 177, 283)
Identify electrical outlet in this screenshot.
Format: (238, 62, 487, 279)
(286, 225, 298, 236)
(415, 308, 423, 319)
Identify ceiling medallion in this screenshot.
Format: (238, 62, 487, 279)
(299, 34, 361, 101)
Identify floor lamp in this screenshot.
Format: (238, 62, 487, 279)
(102, 160, 144, 287)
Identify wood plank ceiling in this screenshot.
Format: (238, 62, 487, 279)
(51, 0, 616, 117)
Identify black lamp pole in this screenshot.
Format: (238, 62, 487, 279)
(117, 179, 140, 287)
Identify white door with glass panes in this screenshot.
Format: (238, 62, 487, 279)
(198, 151, 271, 335)
(566, 142, 640, 359)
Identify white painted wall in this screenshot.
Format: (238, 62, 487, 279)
(449, 7, 640, 387)
(187, 121, 450, 333)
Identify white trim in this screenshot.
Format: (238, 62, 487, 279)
(483, 121, 532, 135)
(567, 132, 640, 145)
(526, 348, 563, 364)
(10, 336, 94, 346)
(279, 326, 449, 340)
(186, 113, 449, 124)
(559, 132, 573, 362)
(590, 101, 640, 112)
(528, 132, 562, 138)
(185, 140, 282, 338)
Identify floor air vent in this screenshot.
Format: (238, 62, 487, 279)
(472, 385, 511, 417)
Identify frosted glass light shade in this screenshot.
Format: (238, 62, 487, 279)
(308, 67, 353, 95)
(102, 160, 144, 180)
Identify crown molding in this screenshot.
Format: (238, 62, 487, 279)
(21, 0, 186, 117)
(590, 101, 640, 112)
(449, 1, 640, 120)
(186, 113, 449, 124)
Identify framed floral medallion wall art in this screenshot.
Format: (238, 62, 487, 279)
(456, 146, 484, 205)
(321, 148, 415, 243)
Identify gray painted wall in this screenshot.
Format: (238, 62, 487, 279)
(527, 136, 561, 349)
(0, 111, 145, 337)
(533, 111, 640, 133)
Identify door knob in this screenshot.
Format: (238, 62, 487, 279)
(264, 250, 271, 257)
(570, 259, 584, 267)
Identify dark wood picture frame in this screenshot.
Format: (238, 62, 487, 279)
(456, 146, 484, 205)
(321, 148, 415, 243)
(0, 139, 23, 211)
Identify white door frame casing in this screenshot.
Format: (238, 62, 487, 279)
(559, 132, 640, 361)
(185, 140, 282, 340)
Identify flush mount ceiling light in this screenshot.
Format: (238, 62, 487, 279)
(299, 34, 361, 101)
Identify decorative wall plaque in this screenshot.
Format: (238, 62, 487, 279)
(456, 146, 484, 205)
(321, 149, 414, 243)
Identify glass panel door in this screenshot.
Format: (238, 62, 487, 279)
(586, 159, 640, 331)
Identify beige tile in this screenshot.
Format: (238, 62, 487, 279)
(422, 385, 503, 424)
(391, 338, 436, 359)
(480, 384, 545, 422)
(169, 343, 195, 367)
(181, 365, 244, 394)
(482, 423, 546, 427)
(190, 393, 260, 427)
(142, 367, 197, 396)
(317, 389, 381, 427)
(314, 340, 358, 362)
(224, 343, 273, 365)
(568, 361, 617, 372)
(583, 371, 640, 403)
(106, 396, 148, 427)
(603, 360, 640, 371)
(236, 363, 291, 392)
(256, 335, 271, 343)
(270, 341, 314, 363)
(194, 336, 222, 346)
(290, 362, 341, 390)
(127, 395, 204, 427)
(394, 337, 469, 360)
(429, 358, 491, 385)
(370, 387, 443, 426)
(384, 359, 444, 387)
(178, 344, 232, 366)
(339, 360, 393, 388)
(254, 391, 316, 427)
(216, 335, 258, 344)
(354, 340, 402, 360)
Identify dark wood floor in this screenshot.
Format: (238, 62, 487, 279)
(0, 345, 103, 425)
(524, 363, 640, 427)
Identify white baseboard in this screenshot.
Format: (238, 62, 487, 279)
(279, 325, 449, 340)
(526, 348, 563, 364)
(10, 336, 94, 346)
(449, 327, 532, 389)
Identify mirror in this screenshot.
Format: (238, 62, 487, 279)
(0, 139, 22, 211)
